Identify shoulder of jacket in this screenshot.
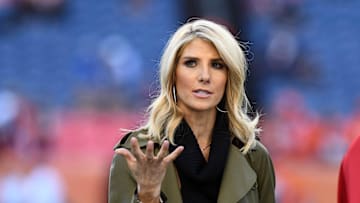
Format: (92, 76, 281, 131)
(252, 139, 270, 155)
(245, 139, 273, 171)
(113, 129, 149, 150)
(247, 139, 271, 160)
(232, 136, 269, 154)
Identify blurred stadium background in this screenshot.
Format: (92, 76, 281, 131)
(0, 0, 359, 202)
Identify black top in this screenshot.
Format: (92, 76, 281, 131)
(169, 112, 231, 203)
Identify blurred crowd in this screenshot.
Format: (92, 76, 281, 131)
(0, 90, 66, 203)
(0, 0, 64, 16)
(1, 0, 359, 203)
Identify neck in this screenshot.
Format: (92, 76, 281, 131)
(183, 109, 217, 143)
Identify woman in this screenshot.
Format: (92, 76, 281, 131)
(109, 19, 276, 203)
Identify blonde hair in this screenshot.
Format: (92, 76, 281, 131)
(140, 19, 260, 153)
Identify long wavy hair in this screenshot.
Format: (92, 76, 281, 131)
(139, 19, 260, 153)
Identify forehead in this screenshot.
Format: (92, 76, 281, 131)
(179, 38, 220, 58)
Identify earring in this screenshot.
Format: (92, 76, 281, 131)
(172, 86, 177, 103)
(216, 106, 228, 113)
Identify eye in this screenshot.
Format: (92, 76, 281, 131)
(211, 61, 226, 69)
(184, 59, 197, 67)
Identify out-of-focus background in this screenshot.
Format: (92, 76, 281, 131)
(0, 0, 359, 202)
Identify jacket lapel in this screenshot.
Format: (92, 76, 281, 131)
(217, 144, 257, 202)
(161, 163, 182, 203)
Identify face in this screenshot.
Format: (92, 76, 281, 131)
(175, 38, 228, 114)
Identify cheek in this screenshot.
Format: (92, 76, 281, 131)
(175, 68, 193, 86)
(175, 70, 191, 92)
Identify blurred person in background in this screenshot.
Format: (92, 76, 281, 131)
(98, 34, 144, 108)
(109, 19, 275, 203)
(0, 89, 66, 203)
(261, 88, 322, 158)
(0, 0, 17, 21)
(0, 90, 22, 202)
(338, 135, 360, 203)
(19, 0, 65, 14)
(19, 135, 66, 203)
(0, 0, 64, 17)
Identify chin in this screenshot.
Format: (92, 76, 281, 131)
(190, 105, 216, 113)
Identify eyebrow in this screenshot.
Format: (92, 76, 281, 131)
(180, 56, 224, 61)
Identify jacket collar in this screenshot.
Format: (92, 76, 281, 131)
(217, 143, 257, 202)
(114, 129, 149, 150)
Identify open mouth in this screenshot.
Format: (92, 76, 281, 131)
(193, 89, 212, 97)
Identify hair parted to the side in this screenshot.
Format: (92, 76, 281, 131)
(139, 19, 260, 154)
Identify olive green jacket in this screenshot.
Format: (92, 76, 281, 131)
(108, 132, 276, 203)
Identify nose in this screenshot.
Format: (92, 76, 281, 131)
(198, 66, 210, 83)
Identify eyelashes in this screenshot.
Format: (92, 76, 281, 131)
(211, 61, 226, 69)
(183, 59, 226, 69)
(184, 59, 197, 67)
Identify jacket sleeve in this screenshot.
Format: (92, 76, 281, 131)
(247, 141, 276, 203)
(108, 153, 138, 203)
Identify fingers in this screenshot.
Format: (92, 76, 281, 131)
(115, 148, 136, 162)
(117, 137, 184, 165)
(145, 140, 154, 160)
(130, 137, 144, 160)
(163, 145, 184, 163)
(130, 137, 155, 161)
(156, 140, 169, 159)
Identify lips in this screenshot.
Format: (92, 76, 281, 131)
(193, 89, 212, 98)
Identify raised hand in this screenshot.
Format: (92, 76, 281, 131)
(115, 137, 184, 202)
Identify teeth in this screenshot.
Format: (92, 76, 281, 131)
(195, 90, 209, 95)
